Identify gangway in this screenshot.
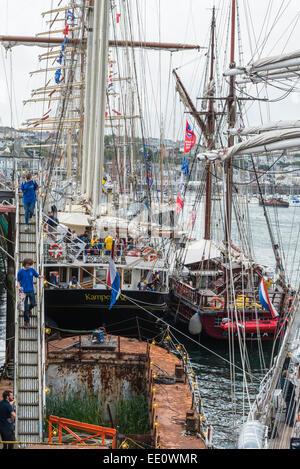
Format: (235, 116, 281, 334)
(14, 160, 45, 444)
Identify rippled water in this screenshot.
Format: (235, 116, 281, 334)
(178, 199, 300, 448)
(183, 337, 276, 448)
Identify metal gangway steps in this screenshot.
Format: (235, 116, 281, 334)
(14, 166, 45, 445)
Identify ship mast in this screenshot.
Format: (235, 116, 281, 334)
(204, 6, 216, 241)
(225, 0, 236, 247)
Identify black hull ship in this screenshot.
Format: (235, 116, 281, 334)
(43, 231, 170, 338)
(45, 287, 168, 334)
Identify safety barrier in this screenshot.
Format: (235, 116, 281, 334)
(48, 415, 117, 448)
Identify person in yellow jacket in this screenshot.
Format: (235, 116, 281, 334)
(105, 234, 114, 253)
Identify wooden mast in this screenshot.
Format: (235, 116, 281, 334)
(204, 6, 216, 241)
(223, 0, 236, 318)
(225, 0, 236, 247)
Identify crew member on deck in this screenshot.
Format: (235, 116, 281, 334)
(19, 173, 38, 232)
(17, 258, 44, 328)
(0, 390, 16, 450)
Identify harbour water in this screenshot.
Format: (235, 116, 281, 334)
(177, 201, 300, 448)
(0, 203, 299, 448)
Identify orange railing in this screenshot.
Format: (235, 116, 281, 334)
(48, 415, 117, 448)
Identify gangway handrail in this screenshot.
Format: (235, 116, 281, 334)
(14, 158, 45, 443)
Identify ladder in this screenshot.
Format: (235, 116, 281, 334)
(14, 169, 45, 445)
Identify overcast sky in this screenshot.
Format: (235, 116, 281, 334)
(1, 0, 300, 140)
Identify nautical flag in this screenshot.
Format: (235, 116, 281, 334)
(67, 10, 75, 22)
(182, 156, 189, 176)
(57, 51, 63, 65)
(55, 69, 62, 84)
(259, 277, 279, 319)
(184, 121, 196, 154)
(175, 193, 184, 215)
(107, 258, 121, 309)
(63, 23, 70, 36)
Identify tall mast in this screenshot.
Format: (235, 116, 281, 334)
(204, 6, 216, 240)
(224, 0, 236, 246)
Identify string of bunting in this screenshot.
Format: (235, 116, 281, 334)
(54, 9, 75, 84)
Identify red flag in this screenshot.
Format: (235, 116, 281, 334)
(116, 13, 121, 23)
(184, 121, 196, 153)
(175, 193, 184, 215)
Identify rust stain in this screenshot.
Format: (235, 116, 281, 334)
(47, 335, 206, 450)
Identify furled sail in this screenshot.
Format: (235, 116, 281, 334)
(228, 120, 300, 136)
(197, 128, 300, 162)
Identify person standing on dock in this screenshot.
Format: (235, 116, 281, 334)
(19, 173, 38, 232)
(0, 390, 16, 450)
(17, 258, 43, 328)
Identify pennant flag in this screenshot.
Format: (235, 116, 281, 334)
(259, 277, 279, 319)
(107, 258, 121, 309)
(175, 193, 184, 215)
(184, 121, 196, 153)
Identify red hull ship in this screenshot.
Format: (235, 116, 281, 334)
(169, 240, 291, 341)
(169, 4, 292, 342)
(259, 198, 289, 208)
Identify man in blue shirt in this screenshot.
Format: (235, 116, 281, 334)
(0, 390, 16, 450)
(17, 258, 43, 327)
(19, 173, 38, 232)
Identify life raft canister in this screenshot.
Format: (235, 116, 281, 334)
(142, 247, 157, 262)
(49, 243, 63, 259)
(211, 297, 224, 310)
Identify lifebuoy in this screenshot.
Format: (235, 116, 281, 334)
(49, 243, 63, 259)
(211, 297, 224, 310)
(142, 247, 157, 262)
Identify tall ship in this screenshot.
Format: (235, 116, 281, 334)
(168, 2, 298, 342)
(0, 1, 199, 336)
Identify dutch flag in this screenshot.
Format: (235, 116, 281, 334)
(107, 258, 121, 310)
(259, 277, 279, 319)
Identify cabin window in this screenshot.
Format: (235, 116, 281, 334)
(58, 268, 67, 283)
(123, 270, 132, 285)
(95, 268, 107, 286)
(70, 268, 79, 282)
